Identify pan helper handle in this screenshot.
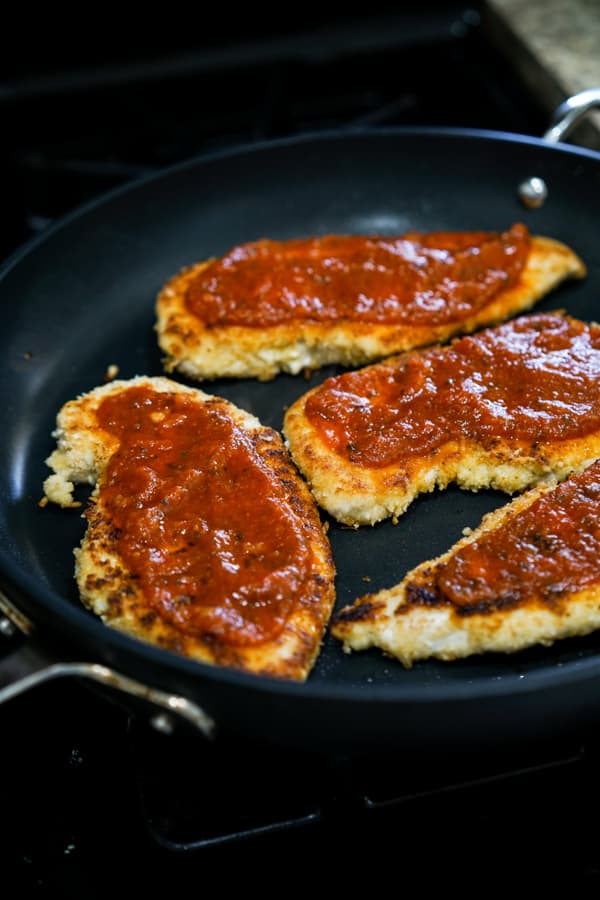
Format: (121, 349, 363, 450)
(518, 87, 600, 208)
(0, 589, 215, 739)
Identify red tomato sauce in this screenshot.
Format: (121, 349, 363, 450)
(184, 224, 530, 327)
(94, 387, 313, 645)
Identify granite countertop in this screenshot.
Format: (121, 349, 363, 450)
(483, 0, 600, 150)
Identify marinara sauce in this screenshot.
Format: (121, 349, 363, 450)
(94, 387, 312, 646)
(185, 223, 530, 327)
(305, 313, 600, 468)
(406, 460, 600, 614)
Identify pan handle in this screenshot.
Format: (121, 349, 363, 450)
(0, 589, 215, 739)
(518, 87, 600, 208)
(542, 87, 600, 145)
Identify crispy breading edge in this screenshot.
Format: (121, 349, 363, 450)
(330, 466, 600, 667)
(282, 312, 600, 527)
(155, 234, 586, 381)
(43, 376, 336, 682)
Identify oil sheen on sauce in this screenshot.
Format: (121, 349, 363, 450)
(305, 313, 600, 468)
(184, 223, 530, 327)
(405, 459, 600, 615)
(95, 387, 313, 646)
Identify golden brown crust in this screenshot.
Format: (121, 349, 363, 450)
(283, 313, 600, 527)
(331, 466, 600, 667)
(155, 235, 586, 381)
(43, 376, 336, 681)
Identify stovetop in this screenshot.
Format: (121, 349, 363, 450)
(4, 672, 600, 892)
(3, 5, 600, 892)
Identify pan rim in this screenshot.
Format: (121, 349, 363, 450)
(4, 558, 600, 705)
(1, 121, 599, 287)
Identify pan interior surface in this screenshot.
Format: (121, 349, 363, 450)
(2, 128, 600, 710)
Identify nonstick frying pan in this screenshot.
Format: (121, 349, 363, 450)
(2, 93, 600, 757)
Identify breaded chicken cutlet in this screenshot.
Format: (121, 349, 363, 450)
(283, 312, 600, 526)
(331, 459, 600, 667)
(155, 224, 585, 381)
(42, 376, 336, 681)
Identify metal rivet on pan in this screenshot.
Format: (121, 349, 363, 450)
(0, 617, 16, 637)
(150, 712, 175, 735)
(518, 176, 549, 208)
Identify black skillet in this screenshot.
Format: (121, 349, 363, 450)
(2, 92, 600, 757)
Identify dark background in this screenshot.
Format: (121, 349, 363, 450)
(0, 2, 548, 262)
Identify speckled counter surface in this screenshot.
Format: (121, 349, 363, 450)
(483, 0, 600, 149)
